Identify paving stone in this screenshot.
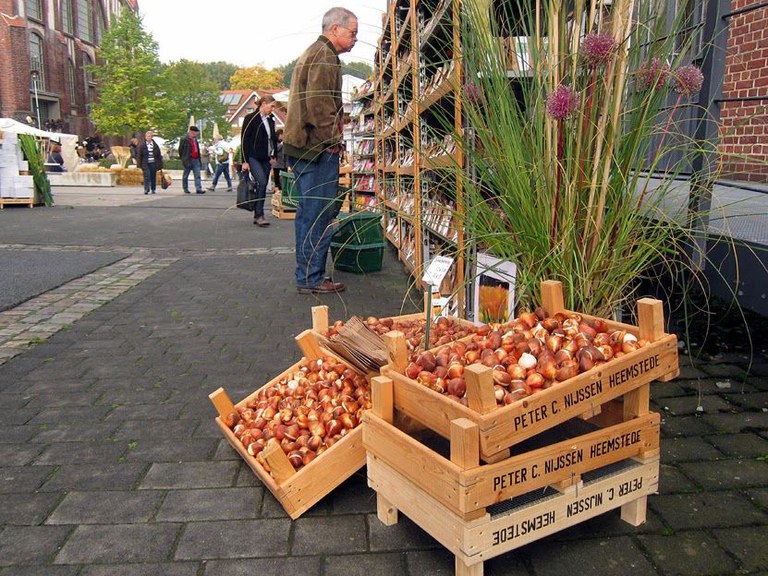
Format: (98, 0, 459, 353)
(636, 531, 738, 575)
(661, 436, 724, 462)
(0, 492, 62, 525)
(405, 549, 460, 576)
(658, 394, 734, 416)
(657, 464, 700, 494)
(650, 492, 767, 530)
(112, 419, 200, 441)
(30, 422, 118, 444)
(202, 557, 322, 576)
(40, 463, 148, 492)
(46, 490, 163, 524)
(23, 391, 102, 409)
(0, 525, 73, 566)
(122, 437, 218, 463)
(0, 466, 56, 494)
(139, 461, 239, 489)
(325, 552, 407, 575)
(711, 526, 768, 572)
(292, 515, 368, 555)
(26, 406, 112, 426)
(174, 519, 290, 560)
(0, 566, 80, 576)
(369, 513, 440, 552)
(747, 487, 768, 509)
(704, 432, 768, 458)
(33, 441, 126, 465)
(659, 414, 716, 438)
(0, 408, 37, 426)
(0, 443, 44, 466)
(79, 564, 200, 576)
(678, 459, 768, 490)
(525, 535, 657, 575)
(55, 524, 180, 564)
(155, 487, 261, 522)
(105, 403, 186, 422)
(700, 411, 768, 434)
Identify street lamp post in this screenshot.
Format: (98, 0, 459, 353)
(30, 70, 42, 129)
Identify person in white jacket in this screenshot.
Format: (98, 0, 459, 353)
(208, 135, 233, 192)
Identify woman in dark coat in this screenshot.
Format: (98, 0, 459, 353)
(240, 95, 278, 226)
(136, 130, 164, 194)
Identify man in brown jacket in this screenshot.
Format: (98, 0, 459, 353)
(284, 6, 357, 294)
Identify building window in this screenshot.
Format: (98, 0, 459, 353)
(94, 3, 104, 43)
(62, 0, 74, 34)
(26, 0, 43, 21)
(68, 60, 78, 106)
(29, 32, 46, 92)
(76, 0, 93, 43)
(83, 52, 94, 102)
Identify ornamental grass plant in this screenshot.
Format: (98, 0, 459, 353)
(457, 0, 714, 318)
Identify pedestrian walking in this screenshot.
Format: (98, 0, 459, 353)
(208, 135, 233, 192)
(136, 130, 163, 194)
(179, 126, 205, 194)
(241, 95, 278, 227)
(272, 129, 285, 192)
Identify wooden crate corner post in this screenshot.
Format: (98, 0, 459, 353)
(370, 374, 399, 526)
(540, 280, 565, 315)
(209, 387, 235, 421)
(311, 305, 329, 334)
(295, 329, 323, 361)
(463, 364, 509, 463)
(383, 330, 408, 375)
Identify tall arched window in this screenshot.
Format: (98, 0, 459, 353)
(62, 0, 74, 34)
(76, 0, 93, 43)
(94, 2, 105, 43)
(29, 32, 46, 91)
(68, 60, 78, 106)
(83, 52, 94, 106)
(26, 0, 43, 21)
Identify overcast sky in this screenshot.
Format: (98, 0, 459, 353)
(137, 1, 387, 70)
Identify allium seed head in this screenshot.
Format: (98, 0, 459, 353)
(634, 57, 671, 92)
(546, 84, 580, 121)
(580, 32, 616, 67)
(671, 64, 704, 96)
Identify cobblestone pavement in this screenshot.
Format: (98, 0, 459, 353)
(0, 186, 765, 576)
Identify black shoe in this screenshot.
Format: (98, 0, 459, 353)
(196, 190, 205, 194)
(226, 188, 233, 192)
(144, 191, 149, 194)
(184, 189, 190, 194)
(151, 191, 156, 194)
(207, 187, 215, 192)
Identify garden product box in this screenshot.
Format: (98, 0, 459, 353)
(331, 241, 386, 273)
(381, 280, 679, 461)
(364, 374, 660, 576)
(209, 330, 368, 519)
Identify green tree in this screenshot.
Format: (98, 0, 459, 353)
(89, 7, 171, 136)
(201, 61, 238, 90)
(160, 59, 229, 140)
(342, 61, 373, 80)
(230, 65, 284, 90)
(276, 59, 298, 87)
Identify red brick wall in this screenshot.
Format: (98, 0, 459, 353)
(718, 1, 768, 183)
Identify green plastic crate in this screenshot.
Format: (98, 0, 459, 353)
(331, 241, 386, 274)
(332, 211, 383, 246)
(280, 170, 299, 208)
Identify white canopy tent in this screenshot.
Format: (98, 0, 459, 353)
(0, 118, 79, 171)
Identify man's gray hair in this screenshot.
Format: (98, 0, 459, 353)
(322, 7, 356, 32)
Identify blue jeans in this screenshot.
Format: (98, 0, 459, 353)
(293, 151, 341, 288)
(246, 157, 270, 218)
(211, 162, 232, 190)
(182, 158, 202, 192)
(143, 163, 158, 192)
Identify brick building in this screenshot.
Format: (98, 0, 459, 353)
(0, 0, 138, 139)
(718, 1, 768, 183)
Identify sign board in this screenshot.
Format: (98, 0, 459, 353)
(422, 255, 454, 287)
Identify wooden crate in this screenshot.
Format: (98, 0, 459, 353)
(381, 280, 678, 461)
(364, 375, 660, 576)
(0, 197, 35, 209)
(209, 330, 367, 519)
(271, 193, 296, 220)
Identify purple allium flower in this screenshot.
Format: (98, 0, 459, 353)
(580, 32, 616, 67)
(634, 57, 671, 92)
(546, 84, 580, 121)
(464, 81, 482, 104)
(671, 64, 704, 95)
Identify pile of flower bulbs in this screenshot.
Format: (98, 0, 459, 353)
(224, 357, 371, 472)
(327, 315, 479, 357)
(403, 308, 647, 406)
